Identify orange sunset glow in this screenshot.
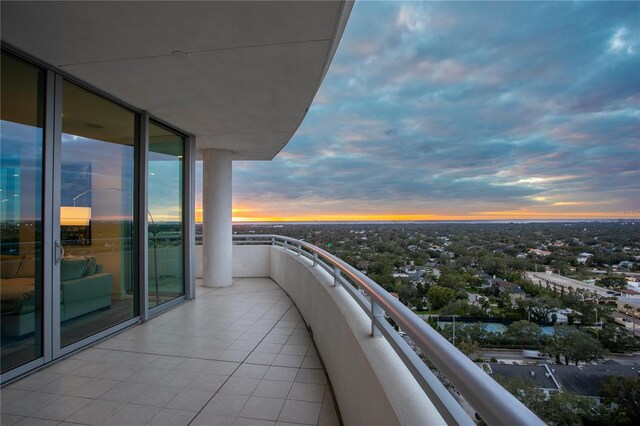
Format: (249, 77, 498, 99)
(193, 206, 640, 224)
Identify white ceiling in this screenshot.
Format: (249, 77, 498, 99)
(1, 1, 353, 160)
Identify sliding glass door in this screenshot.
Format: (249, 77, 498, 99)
(148, 122, 185, 308)
(0, 52, 46, 373)
(1, 47, 191, 381)
(58, 80, 138, 348)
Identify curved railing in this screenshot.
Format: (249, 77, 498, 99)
(233, 234, 545, 426)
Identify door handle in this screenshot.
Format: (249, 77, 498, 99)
(55, 240, 64, 264)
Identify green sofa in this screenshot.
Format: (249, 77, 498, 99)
(1, 256, 113, 337)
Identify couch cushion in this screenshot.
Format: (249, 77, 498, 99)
(0, 278, 36, 314)
(1, 258, 23, 279)
(84, 257, 97, 276)
(15, 257, 36, 278)
(61, 257, 89, 281)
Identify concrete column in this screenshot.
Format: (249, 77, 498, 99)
(202, 149, 233, 287)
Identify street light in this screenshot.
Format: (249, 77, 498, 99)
(452, 314, 459, 347)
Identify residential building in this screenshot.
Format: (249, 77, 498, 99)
(488, 363, 559, 395)
(489, 362, 640, 401)
(577, 252, 594, 265)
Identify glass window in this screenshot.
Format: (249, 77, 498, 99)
(148, 122, 184, 308)
(60, 80, 137, 347)
(0, 51, 46, 372)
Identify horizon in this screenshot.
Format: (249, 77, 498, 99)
(219, 217, 639, 225)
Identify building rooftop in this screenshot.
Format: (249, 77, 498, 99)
(489, 363, 558, 390)
(490, 362, 640, 399)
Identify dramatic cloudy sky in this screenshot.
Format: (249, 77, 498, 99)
(208, 1, 640, 222)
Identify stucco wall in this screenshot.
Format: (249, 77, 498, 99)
(196, 245, 271, 279)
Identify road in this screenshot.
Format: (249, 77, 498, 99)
(478, 348, 640, 365)
(527, 272, 611, 297)
(611, 311, 640, 337)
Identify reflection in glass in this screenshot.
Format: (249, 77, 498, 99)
(60, 81, 137, 347)
(0, 52, 45, 373)
(148, 123, 184, 308)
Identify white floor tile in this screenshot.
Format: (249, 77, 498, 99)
(166, 389, 215, 411)
(253, 380, 292, 399)
(66, 378, 119, 398)
(2, 392, 61, 417)
(14, 418, 58, 426)
(232, 363, 269, 380)
(272, 354, 304, 368)
(287, 383, 325, 403)
(8, 372, 62, 391)
(66, 399, 125, 426)
(202, 393, 250, 416)
(263, 367, 299, 382)
(1, 414, 23, 425)
(277, 400, 321, 425)
(294, 368, 327, 385)
(234, 417, 276, 426)
(318, 403, 340, 426)
(240, 396, 285, 421)
(186, 372, 228, 392)
(1, 279, 341, 426)
(131, 385, 181, 407)
(220, 377, 260, 396)
(103, 403, 159, 426)
(30, 395, 92, 421)
(0, 389, 29, 408)
(146, 408, 197, 426)
(190, 411, 235, 426)
(245, 352, 277, 366)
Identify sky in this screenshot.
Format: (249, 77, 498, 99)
(209, 1, 640, 222)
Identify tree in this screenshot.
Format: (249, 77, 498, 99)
(543, 391, 602, 426)
(460, 322, 490, 344)
(597, 324, 640, 353)
(564, 330, 604, 365)
(455, 340, 480, 359)
(438, 299, 486, 317)
(437, 268, 466, 291)
(395, 280, 419, 308)
(494, 375, 602, 425)
(596, 274, 627, 289)
(505, 320, 543, 346)
(546, 326, 604, 365)
(520, 295, 561, 323)
(600, 376, 640, 425)
(427, 285, 457, 310)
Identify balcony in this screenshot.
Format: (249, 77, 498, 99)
(1, 236, 543, 425)
(2, 278, 339, 425)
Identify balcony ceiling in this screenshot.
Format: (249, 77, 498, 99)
(1, 1, 352, 160)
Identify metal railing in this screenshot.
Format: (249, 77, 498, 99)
(233, 234, 545, 426)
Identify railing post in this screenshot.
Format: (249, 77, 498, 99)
(271, 236, 275, 246)
(297, 244, 301, 256)
(370, 296, 384, 337)
(284, 240, 288, 251)
(333, 266, 341, 287)
(313, 252, 318, 267)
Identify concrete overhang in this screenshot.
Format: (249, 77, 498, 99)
(1, 1, 353, 160)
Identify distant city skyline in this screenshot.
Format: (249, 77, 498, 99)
(195, 1, 639, 223)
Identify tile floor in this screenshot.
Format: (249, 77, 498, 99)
(1, 278, 340, 426)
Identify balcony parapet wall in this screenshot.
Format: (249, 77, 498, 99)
(230, 244, 445, 425)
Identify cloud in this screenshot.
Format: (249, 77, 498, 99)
(608, 27, 638, 55)
(227, 1, 640, 220)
